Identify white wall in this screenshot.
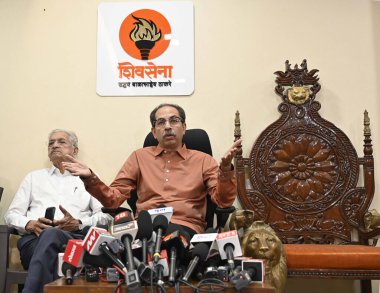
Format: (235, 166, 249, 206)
(1, 0, 379, 292)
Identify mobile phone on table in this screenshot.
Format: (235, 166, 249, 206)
(44, 207, 56, 221)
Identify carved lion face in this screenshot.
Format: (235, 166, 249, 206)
(242, 222, 287, 293)
(287, 86, 309, 105)
(229, 209, 255, 232)
(243, 228, 282, 267)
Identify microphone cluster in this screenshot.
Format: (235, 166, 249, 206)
(61, 207, 264, 290)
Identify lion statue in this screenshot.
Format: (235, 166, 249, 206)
(241, 221, 287, 293)
(364, 209, 380, 231)
(229, 209, 255, 239)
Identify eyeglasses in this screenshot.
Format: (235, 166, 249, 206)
(154, 116, 183, 128)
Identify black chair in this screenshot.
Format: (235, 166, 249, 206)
(0, 188, 27, 293)
(127, 128, 235, 231)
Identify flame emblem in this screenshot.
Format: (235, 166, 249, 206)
(119, 9, 171, 60)
(129, 16, 162, 60)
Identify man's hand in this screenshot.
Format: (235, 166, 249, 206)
(53, 205, 81, 232)
(25, 218, 53, 237)
(219, 139, 242, 172)
(62, 155, 92, 178)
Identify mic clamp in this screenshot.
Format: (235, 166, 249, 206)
(126, 270, 142, 293)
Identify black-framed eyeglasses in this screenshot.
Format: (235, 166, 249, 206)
(154, 116, 183, 128)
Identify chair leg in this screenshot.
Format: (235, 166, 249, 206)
(360, 280, 372, 293)
(5, 281, 11, 293)
(18, 284, 24, 293)
(4, 282, 24, 293)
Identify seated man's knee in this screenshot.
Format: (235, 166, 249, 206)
(39, 227, 69, 247)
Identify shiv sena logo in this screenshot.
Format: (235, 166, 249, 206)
(119, 9, 171, 60)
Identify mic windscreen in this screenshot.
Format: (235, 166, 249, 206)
(136, 210, 153, 240)
(81, 226, 92, 236)
(114, 211, 134, 225)
(153, 215, 168, 233)
(191, 243, 209, 260)
(62, 262, 77, 275)
(83, 252, 114, 268)
(205, 227, 217, 233)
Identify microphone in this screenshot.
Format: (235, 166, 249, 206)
(135, 210, 153, 265)
(98, 242, 128, 275)
(62, 262, 77, 285)
(111, 211, 141, 293)
(63, 239, 85, 268)
(216, 230, 242, 271)
(82, 226, 115, 255)
(148, 249, 170, 278)
(189, 228, 219, 271)
(224, 243, 236, 270)
(152, 215, 169, 264)
(82, 226, 128, 276)
(242, 259, 265, 282)
(148, 206, 173, 223)
(110, 211, 138, 243)
(162, 229, 190, 284)
(83, 252, 114, 268)
(156, 264, 165, 286)
(111, 212, 138, 267)
(133, 257, 156, 284)
(181, 242, 209, 282)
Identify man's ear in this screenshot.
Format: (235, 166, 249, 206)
(182, 122, 187, 135)
(151, 127, 157, 139)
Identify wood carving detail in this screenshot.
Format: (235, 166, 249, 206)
(235, 60, 374, 244)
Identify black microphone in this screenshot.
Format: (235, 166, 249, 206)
(62, 262, 77, 285)
(162, 229, 190, 284)
(224, 243, 236, 270)
(111, 212, 142, 293)
(152, 215, 169, 264)
(181, 242, 209, 282)
(98, 242, 128, 275)
(156, 263, 165, 286)
(136, 210, 153, 265)
(216, 230, 242, 271)
(133, 257, 156, 284)
(83, 252, 114, 268)
(81, 226, 92, 237)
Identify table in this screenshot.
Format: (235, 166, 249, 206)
(45, 276, 276, 293)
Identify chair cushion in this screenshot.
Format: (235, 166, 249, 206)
(284, 244, 380, 270)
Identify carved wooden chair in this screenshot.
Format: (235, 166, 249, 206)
(234, 60, 380, 293)
(0, 187, 27, 293)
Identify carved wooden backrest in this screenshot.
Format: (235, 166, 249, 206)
(234, 60, 374, 244)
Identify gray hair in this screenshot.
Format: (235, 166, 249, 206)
(48, 129, 78, 148)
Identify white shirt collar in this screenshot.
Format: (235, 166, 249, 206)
(49, 166, 71, 177)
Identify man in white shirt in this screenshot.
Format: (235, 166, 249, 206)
(4, 129, 111, 293)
